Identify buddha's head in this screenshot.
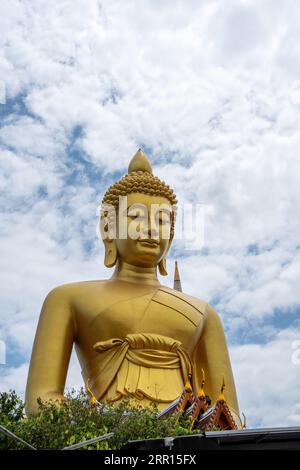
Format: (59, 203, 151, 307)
(100, 149, 177, 275)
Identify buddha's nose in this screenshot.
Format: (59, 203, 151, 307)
(141, 219, 159, 240)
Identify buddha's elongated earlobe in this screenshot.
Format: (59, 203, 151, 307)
(104, 240, 118, 267)
(158, 258, 168, 276)
(158, 232, 174, 276)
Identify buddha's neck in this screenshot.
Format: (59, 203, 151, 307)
(112, 260, 160, 286)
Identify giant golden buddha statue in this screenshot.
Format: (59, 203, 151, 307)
(25, 149, 240, 424)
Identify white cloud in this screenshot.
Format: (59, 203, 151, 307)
(232, 324, 300, 428)
(1, 363, 29, 396)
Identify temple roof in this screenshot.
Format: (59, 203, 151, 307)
(195, 399, 238, 431)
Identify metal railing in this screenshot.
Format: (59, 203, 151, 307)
(0, 424, 114, 450)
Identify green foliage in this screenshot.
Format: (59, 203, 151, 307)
(0, 390, 24, 423)
(0, 389, 197, 450)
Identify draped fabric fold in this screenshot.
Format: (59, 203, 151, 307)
(89, 333, 192, 403)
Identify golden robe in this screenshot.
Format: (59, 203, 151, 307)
(80, 286, 207, 405)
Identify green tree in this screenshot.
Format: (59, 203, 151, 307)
(0, 389, 197, 450)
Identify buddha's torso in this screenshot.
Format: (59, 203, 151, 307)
(68, 279, 207, 408)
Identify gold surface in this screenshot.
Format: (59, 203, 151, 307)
(25, 150, 240, 421)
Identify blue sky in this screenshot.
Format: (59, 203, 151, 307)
(1, 0, 300, 428)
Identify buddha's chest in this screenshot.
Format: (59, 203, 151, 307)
(81, 288, 205, 353)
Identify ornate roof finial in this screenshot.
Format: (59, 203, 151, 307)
(198, 368, 206, 399)
(184, 379, 193, 393)
(242, 412, 247, 429)
(86, 378, 97, 408)
(128, 148, 153, 174)
(184, 364, 193, 392)
(173, 261, 182, 292)
(218, 375, 225, 402)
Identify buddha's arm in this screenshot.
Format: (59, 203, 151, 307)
(25, 287, 75, 415)
(192, 303, 240, 419)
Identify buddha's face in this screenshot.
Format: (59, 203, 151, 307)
(115, 192, 173, 268)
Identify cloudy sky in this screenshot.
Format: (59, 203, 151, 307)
(1, 0, 300, 428)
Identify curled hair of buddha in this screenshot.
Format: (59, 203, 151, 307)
(101, 149, 178, 237)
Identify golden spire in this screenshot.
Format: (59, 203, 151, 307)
(173, 261, 182, 292)
(198, 368, 206, 399)
(86, 378, 97, 407)
(128, 148, 153, 174)
(218, 375, 225, 402)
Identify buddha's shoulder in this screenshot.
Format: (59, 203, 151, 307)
(45, 280, 113, 301)
(157, 285, 209, 317)
(45, 279, 158, 305)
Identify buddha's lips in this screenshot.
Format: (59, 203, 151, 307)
(138, 239, 159, 246)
